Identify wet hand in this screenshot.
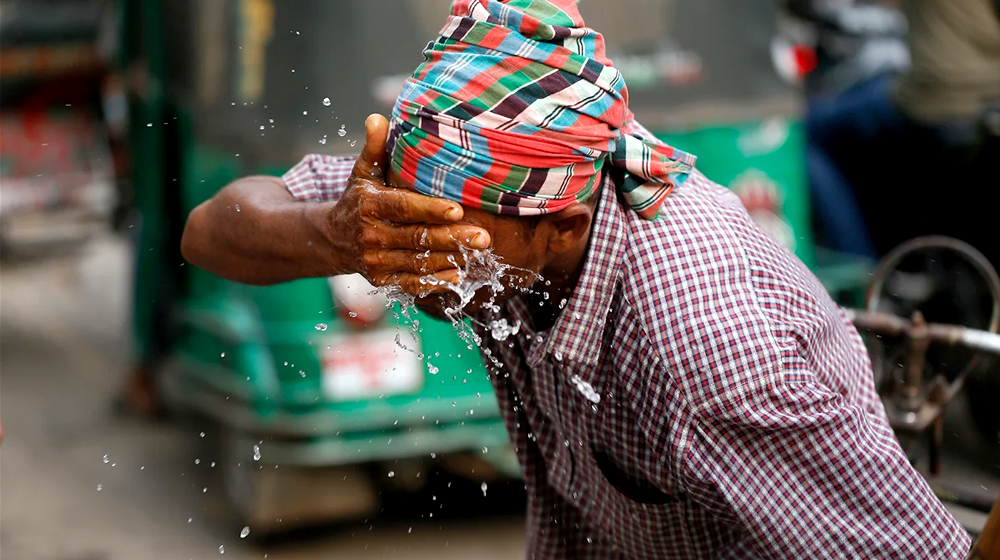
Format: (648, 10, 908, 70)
(325, 114, 490, 294)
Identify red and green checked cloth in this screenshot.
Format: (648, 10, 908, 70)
(388, 0, 697, 220)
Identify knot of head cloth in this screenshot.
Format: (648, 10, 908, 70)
(389, 0, 696, 219)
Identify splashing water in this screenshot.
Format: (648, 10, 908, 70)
(376, 244, 540, 367)
(570, 375, 601, 404)
(337, 125, 347, 137)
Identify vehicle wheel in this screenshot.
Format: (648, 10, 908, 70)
(967, 372, 1000, 445)
(221, 431, 379, 539)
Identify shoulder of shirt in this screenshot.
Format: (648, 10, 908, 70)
(614, 171, 831, 410)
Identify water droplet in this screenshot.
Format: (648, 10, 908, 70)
(338, 125, 347, 137)
(194, 459, 201, 465)
(570, 375, 601, 404)
(259, 125, 265, 130)
(322, 97, 331, 106)
(481, 482, 488, 496)
(202, 487, 208, 493)
(199, 432, 206, 438)
(219, 545, 225, 554)
(319, 136, 327, 145)
(188, 517, 193, 523)
(482, 446, 488, 454)
(102, 454, 110, 464)
(234, 204, 240, 213)
(147, 123, 153, 127)
(348, 311, 358, 318)
(240, 526, 251, 538)
(96, 484, 103, 491)
(427, 363, 439, 375)
(315, 323, 328, 331)
(253, 444, 262, 461)
(349, 140, 357, 147)
(220, 351, 226, 358)
(387, 471, 395, 478)
(299, 370, 306, 377)
(302, 110, 308, 115)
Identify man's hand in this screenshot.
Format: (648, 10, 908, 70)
(321, 114, 491, 294)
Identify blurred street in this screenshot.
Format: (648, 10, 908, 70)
(0, 234, 525, 560)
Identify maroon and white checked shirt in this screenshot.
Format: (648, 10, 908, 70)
(282, 138, 970, 559)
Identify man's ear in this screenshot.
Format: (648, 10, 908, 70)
(544, 202, 594, 255)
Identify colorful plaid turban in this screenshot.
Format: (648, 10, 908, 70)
(388, 0, 696, 220)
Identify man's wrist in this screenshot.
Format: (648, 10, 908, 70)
(302, 200, 351, 277)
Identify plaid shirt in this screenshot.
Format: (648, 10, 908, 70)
(283, 143, 970, 559)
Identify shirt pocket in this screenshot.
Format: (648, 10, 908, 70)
(579, 445, 698, 558)
(592, 448, 681, 505)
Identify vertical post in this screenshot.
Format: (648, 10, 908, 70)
(967, 492, 1000, 559)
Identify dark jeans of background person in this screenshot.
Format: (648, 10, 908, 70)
(805, 73, 992, 262)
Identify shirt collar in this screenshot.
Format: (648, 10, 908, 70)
(521, 173, 627, 367)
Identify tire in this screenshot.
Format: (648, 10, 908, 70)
(220, 430, 379, 538)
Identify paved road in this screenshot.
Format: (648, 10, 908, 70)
(1, 234, 997, 559)
(0, 235, 525, 560)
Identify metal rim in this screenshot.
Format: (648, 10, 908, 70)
(864, 236, 1000, 335)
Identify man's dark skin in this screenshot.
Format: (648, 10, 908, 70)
(182, 114, 597, 327)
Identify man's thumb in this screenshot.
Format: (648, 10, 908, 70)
(354, 113, 390, 180)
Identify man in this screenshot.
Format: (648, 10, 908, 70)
(182, 1, 970, 557)
(805, 0, 1000, 260)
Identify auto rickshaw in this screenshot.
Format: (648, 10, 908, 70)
(120, 0, 516, 535)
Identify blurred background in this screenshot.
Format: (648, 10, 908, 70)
(0, 0, 998, 558)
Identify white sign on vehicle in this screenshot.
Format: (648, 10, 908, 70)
(321, 329, 423, 401)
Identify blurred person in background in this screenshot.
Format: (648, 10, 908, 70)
(802, 0, 1000, 261)
(182, 1, 971, 556)
(785, 0, 910, 259)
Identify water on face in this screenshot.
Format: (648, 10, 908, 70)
(376, 245, 540, 366)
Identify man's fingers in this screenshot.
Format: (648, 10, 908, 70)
(350, 114, 390, 181)
(371, 270, 462, 295)
(363, 250, 465, 275)
(376, 224, 490, 251)
(375, 188, 465, 225)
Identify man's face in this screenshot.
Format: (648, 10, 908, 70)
(386, 169, 550, 319)
(416, 205, 551, 320)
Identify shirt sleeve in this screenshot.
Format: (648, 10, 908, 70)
(681, 369, 971, 558)
(281, 154, 357, 203)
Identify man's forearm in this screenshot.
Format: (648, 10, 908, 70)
(181, 176, 345, 285)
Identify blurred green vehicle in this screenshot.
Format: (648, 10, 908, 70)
(121, 0, 871, 535)
(120, 0, 516, 534)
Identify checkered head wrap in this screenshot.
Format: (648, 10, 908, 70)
(389, 0, 696, 220)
